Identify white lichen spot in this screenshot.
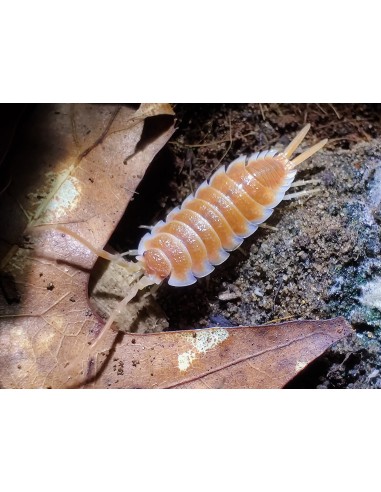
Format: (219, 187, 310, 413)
(178, 350, 196, 371)
(190, 329, 229, 353)
(33, 170, 81, 223)
(44, 176, 81, 219)
(295, 360, 307, 372)
(177, 329, 229, 372)
(361, 277, 381, 311)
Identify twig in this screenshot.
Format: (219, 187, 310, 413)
(328, 104, 341, 119)
(259, 103, 266, 121)
(315, 103, 328, 115)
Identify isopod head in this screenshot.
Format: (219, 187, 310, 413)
(138, 248, 171, 285)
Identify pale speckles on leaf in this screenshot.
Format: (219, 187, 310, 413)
(43, 176, 81, 220)
(295, 360, 308, 372)
(190, 329, 229, 353)
(177, 328, 229, 372)
(32, 173, 81, 223)
(178, 350, 196, 371)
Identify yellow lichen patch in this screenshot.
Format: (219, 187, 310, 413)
(177, 328, 229, 372)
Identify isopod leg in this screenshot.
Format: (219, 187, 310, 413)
(290, 179, 320, 188)
(285, 179, 322, 200)
(284, 188, 322, 200)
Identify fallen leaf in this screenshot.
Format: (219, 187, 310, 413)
(0, 103, 175, 388)
(88, 317, 353, 388)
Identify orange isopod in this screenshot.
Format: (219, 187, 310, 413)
(136, 124, 327, 287)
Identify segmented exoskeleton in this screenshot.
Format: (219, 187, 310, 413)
(137, 124, 327, 287)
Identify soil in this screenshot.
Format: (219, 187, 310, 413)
(93, 103, 381, 389)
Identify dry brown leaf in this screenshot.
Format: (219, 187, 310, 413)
(0, 103, 175, 388)
(88, 317, 353, 388)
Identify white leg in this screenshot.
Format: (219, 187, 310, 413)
(259, 223, 278, 231)
(138, 225, 154, 231)
(290, 179, 320, 188)
(284, 188, 322, 200)
(120, 249, 139, 257)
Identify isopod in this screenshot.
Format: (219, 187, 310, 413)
(35, 124, 327, 343)
(136, 124, 327, 287)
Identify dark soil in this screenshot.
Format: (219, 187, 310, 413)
(106, 103, 381, 389)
